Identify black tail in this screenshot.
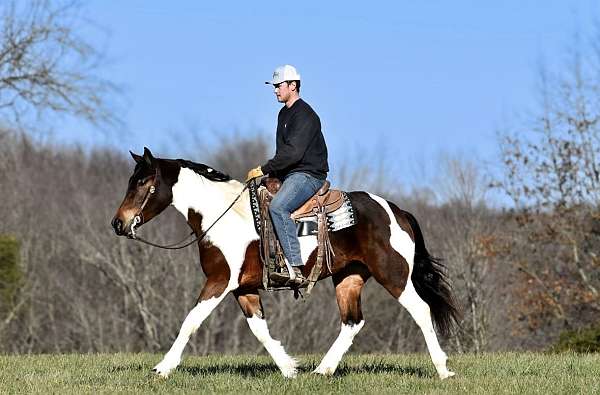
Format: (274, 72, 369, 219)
(403, 210, 460, 337)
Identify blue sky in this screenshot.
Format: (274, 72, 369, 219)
(56, 0, 598, 195)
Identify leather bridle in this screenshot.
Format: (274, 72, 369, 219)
(128, 165, 160, 240)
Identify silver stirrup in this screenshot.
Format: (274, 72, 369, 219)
(283, 258, 296, 281)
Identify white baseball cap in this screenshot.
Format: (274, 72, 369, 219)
(265, 65, 301, 85)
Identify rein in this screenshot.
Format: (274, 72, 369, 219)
(128, 179, 251, 250)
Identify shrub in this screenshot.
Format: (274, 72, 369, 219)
(551, 324, 600, 353)
(0, 235, 21, 315)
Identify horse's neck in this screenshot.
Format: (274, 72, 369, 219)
(171, 167, 253, 233)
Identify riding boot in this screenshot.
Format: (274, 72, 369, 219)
(290, 266, 308, 285)
(269, 265, 308, 287)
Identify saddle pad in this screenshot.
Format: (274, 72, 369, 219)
(295, 192, 356, 235)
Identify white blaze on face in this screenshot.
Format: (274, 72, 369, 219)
(367, 193, 415, 272)
(171, 167, 258, 290)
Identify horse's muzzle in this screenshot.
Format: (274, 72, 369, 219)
(111, 216, 125, 236)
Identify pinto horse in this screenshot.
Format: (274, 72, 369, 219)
(111, 147, 459, 379)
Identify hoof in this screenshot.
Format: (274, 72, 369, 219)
(151, 367, 170, 378)
(281, 366, 298, 378)
(439, 370, 456, 380)
(313, 366, 336, 376)
(152, 358, 179, 378)
(279, 359, 298, 378)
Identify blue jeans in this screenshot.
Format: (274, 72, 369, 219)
(269, 172, 325, 267)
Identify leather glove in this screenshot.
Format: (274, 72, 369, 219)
(246, 166, 263, 182)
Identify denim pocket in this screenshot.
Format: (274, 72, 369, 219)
(285, 172, 324, 197)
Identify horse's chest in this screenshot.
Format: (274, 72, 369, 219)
(199, 239, 251, 288)
(202, 221, 256, 276)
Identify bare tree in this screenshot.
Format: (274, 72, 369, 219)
(497, 29, 600, 339)
(204, 132, 270, 181)
(0, 0, 121, 130)
(432, 155, 502, 352)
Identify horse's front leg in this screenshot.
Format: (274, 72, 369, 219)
(153, 280, 228, 377)
(234, 289, 298, 378)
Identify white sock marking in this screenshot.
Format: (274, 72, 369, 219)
(247, 315, 297, 378)
(314, 320, 365, 376)
(153, 296, 225, 377)
(399, 278, 454, 379)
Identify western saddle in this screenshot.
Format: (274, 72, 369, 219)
(255, 177, 342, 295)
(262, 178, 345, 219)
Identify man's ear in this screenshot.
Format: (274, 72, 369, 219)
(130, 150, 143, 164)
(289, 81, 297, 92)
(143, 147, 155, 166)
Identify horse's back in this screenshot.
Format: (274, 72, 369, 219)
(345, 191, 416, 241)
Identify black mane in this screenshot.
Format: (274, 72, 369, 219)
(176, 159, 231, 182)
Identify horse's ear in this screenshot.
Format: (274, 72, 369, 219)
(130, 150, 143, 164)
(143, 147, 155, 166)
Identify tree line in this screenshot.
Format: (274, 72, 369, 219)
(0, 129, 597, 354)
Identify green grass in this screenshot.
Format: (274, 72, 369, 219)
(0, 353, 599, 394)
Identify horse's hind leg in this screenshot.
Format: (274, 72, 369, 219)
(314, 263, 369, 376)
(374, 261, 454, 379)
(153, 279, 229, 378)
(373, 259, 454, 379)
(398, 279, 455, 379)
(234, 289, 297, 378)
(368, 194, 454, 379)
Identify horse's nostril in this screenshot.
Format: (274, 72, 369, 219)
(112, 217, 123, 234)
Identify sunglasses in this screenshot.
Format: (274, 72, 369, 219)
(273, 81, 289, 89)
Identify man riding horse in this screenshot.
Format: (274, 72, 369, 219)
(111, 65, 458, 380)
(246, 65, 329, 285)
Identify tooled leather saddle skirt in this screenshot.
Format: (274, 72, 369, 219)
(248, 177, 357, 293)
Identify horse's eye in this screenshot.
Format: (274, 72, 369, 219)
(137, 179, 145, 187)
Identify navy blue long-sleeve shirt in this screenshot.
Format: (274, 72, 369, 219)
(261, 98, 329, 180)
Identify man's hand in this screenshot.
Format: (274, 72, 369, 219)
(246, 166, 263, 182)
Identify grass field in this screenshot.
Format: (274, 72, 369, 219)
(1, 353, 599, 394)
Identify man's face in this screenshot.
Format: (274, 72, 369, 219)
(274, 81, 292, 103)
